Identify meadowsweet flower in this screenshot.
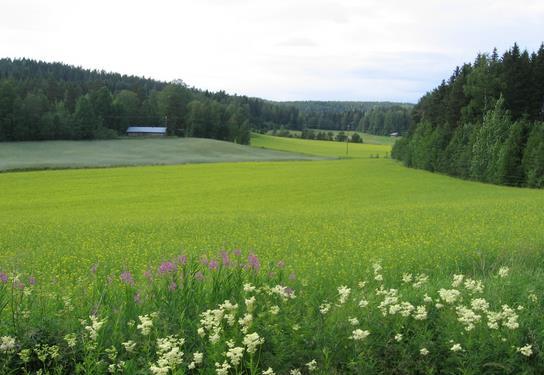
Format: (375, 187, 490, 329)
(338, 285, 351, 304)
(64, 333, 77, 348)
(263, 368, 275, 375)
(438, 289, 461, 304)
(226, 346, 244, 366)
(413, 274, 428, 288)
(456, 306, 481, 331)
(151, 336, 184, 374)
(423, 294, 433, 303)
(517, 344, 533, 357)
(306, 359, 318, 371)
(349, 329, 370, 341)
(84, 315, 106, 340)
(402, 273, 413, 283)
(319, 302, 331, 314)
(413, 305, 427, 320)
(197, 327, 205, 337)
(348, 317, 359, 326)
(122, 340, 136, 353)
(374, 274, 383, 281)
(420, 348, 429, 356)
(528, 293, 538, 302)
(394, 333, 403, 342)
(292, 324, 300, 331)
(452, 274, 464, 288)
(215, 361, 231, 375)
(471, 298, 489, 312)
(18, 349, 31, 363)
(243, 283, 256, 292)
(358, 281, 366, 288)
(193, 351, 203, 364)
(245, 296, 256, 312)
(358, 299, 369, 308)
(270, 305, 280, 315)
(137, 314, 153, 336)
(399, 302, 415, 317)
(239, 313, 253, 333)
(290, 370, 302, 375)
(450, 343, 463, 352)
(271, 285, 296, 300)
(464, 278, 484, 293)
(243, 332, 264, 354)
(0, 336, 16, 353)
(498, 267, 510, 278)
(435, 303, 444, 309)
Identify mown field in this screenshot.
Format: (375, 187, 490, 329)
(264, 131, 397, 146)
(0, 137, 321, 172)
(1, 136, 543, 373)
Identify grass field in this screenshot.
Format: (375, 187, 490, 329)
(1, 136, 543, 373)
(0, 137, 322, 171)
(265, 130, 396, 145)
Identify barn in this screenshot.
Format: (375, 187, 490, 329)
(126, 126, 167, 137)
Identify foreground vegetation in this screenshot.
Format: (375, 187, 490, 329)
(0, 138, 321, 172)
(1, 137, 544, 372)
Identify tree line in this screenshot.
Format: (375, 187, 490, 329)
(392, 43, 544, 188)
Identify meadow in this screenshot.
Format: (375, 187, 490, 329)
(1, 136, 544, 373)
(0, 138, 321, 172)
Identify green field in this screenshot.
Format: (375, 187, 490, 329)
(265, 130, 396, 145)
(1, 136, 543, 373)
(0, 137, 322, 171)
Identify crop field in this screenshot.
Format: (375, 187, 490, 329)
(1, 136, 544, 373)
(264, 131, 396, 146)
(0, 137, 321, 172)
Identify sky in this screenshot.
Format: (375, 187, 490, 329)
(1, 0, 543, 103)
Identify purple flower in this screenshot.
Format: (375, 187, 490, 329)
(159, 261, 175, 274)
(221, 251, 231, 266)
(208, 260, 219, 271)
(144, 270, 153, 281)
(177, 255, 187, 266)
(200, 256, 209, 266)
(194, 271, 204, 281)
(247, 254, 260, 272)
(169, 282, 177, 291)
(0, 272, 8, 283)
(134, 292, 141, 304)
(120, 271, 134, 286)
(277, 260, 285, 269)
(90, 264, 98, 274)
(233, 249, 242, 257)
(285, 287, 295, 297)
(28, 276, 36, 286)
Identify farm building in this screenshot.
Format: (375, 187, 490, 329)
(126, 126, 167, 137)
(390, 132, 399, 137)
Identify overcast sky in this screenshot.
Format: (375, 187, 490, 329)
(2, 0, 543, 102)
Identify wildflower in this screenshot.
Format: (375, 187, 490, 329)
(435, 303, 444, 309)
(263, 368, 275, 375)
(122, 340, 136, 353)
(413, 305, 427, 320)
(374, 274, 383, 281)
(413, 273, 428, 288)
(120, 271, 134, 285)
(471, 298, 489, 312)
(456, 306, 481, 331)
(402, 273, 413, 283)
(306, 359, 318, 371)
(197, 327, 205, 337)
(221, 252, 231, 266)
(226, 346, 244, 366)
(271, 284, 296, 300)
(349, 329, 370, 341)
(399, 301, 415, 317)
(276, 260, 285, 268)
(290, 370, 302, 375)
(528, 293, 538, 302)
(188, 351, 203, 369)
(517, 344, 533, 357)
(464, 278, 484, 293)
(498, 267, 510, 278)
(215, 361, 231, 375)
(270, 305, 280, 315)
(243, 332, 264, 354)
(245, 296, 256, 313)
(151, 336, 184, 374)
(348, 317, 359, 326)
(438, 289, 461, 304)
(137, 314, 153, 336)
(358, 299, 369, 308)
(289, 272, 297, 280)
(292, 324, 300, 331)
(372, 262, 382, 273)
(338, 285, 351, 304)
(0, 272, 7, 283)
(358, 281, 366, 288)
(64, 333, 77, 348)
(158, 261, 175, 274)
(208, 259, 219, 271)
(243, 283, 256, 292)
(423, 294, 433, 303)
(452, 274, 464, 288)
(238, 313, 253, 333)
(450, 343, 463, 352)
(420, 348, 429, 356)
(28, 276, 36, 285)
(319, 302, 331, 315)
(0, 336, 16, 353)
(177, 255, 187, 265)
(134, 292, 142, 304)
(247, 254, 260, 272)
(394, 333, 403, 342)
(19, 349, 31, 363)
(84, 315, 106, 341)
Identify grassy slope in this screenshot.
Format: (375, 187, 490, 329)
(0, 137, 322, 171)
(251, 133, 392, 158)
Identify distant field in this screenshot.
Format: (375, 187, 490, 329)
(265, 130, 397, 145)
(0, 137, 322, 171)
(252, 133, 392, 157)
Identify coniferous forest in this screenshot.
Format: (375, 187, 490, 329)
(0, 59, 410, 144)
(392, 43, 544, 188)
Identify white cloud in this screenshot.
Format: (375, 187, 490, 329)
(1, 0, 543, 102)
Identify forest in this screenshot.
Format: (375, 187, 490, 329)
(0, 59, 410, 143)
(392, 43, 544, 188)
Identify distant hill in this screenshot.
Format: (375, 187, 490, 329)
(278, 101, 413, 114)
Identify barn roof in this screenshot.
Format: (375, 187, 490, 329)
(126, 126, 167, 134)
